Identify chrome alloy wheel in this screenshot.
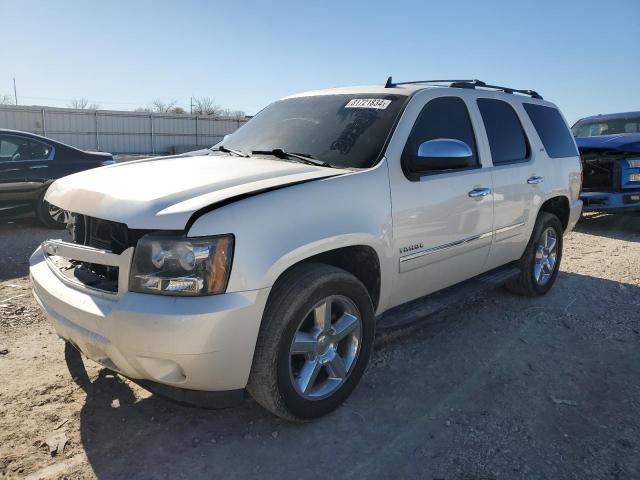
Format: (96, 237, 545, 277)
(533, 226, 558, 286)
(47, 202, 69, 224)
(288, 295, 362, 400)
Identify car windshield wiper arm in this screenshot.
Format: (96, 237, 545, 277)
(251, 149, 332, 168)
(210, 145, 250, 157)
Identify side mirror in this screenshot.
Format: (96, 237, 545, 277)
(222, 134, 231, 142)
(403, 139, 473, 175)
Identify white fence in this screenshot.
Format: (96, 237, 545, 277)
(0, 105, 247, 154)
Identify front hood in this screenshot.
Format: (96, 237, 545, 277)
(575, 133, 640, 153)
(46, 153, 347, 229)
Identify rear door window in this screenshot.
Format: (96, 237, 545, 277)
(477, 99, 529, 165)
(523, 103, 578, 158)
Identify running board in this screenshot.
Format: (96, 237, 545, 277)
(376, 264, 521, 332)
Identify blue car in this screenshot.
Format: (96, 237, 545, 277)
(572, 111, 640, 212)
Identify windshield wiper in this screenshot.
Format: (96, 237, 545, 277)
(210, 145, 249, 157)
(251, 148, 332, 168)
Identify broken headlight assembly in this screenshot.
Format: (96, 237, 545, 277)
(130, 233, 233, 296)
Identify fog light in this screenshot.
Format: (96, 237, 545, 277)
(630, 195, 640, 202)
(630, 174, 640, 182)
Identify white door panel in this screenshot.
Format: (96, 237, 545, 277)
(390, 169, 493, 306)
(470, 98, 545, 272)
(385, 91, 495, 309)
(485, 161, 551, 270)
(487, 164, 534, 263)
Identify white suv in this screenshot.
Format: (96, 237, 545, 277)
(30, 79, 582, 420)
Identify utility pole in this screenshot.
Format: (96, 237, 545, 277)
(13, 78, 18, 105)
(190, 96, 193, 115)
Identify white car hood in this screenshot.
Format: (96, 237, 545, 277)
(46, 153, 347, 229)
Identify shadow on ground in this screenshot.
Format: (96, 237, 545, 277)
(68, 272, 640, 480)
(575, 212, 640, 242)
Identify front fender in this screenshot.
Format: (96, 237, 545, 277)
(261, 231, 387, 294)
(187, 161, 395, 311)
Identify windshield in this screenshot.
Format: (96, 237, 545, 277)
(221, 94, 408, 169)
(572, 116, 640, 137)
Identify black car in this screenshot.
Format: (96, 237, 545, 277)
(0, 129, 114, 228)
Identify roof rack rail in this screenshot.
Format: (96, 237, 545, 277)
(384, 77, 477, 88)
(384, 76, 543, 99)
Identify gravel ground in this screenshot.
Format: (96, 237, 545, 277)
(0, 213, 639, 480)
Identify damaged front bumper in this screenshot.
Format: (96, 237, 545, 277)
(29, 240, 270, 398)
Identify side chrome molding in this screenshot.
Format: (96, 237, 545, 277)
(399, 221, 525, 263)
(399, 231, 492, 263)
(494, 221, 525, 235)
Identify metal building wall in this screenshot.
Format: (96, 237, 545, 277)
(0, 105, 247, 154)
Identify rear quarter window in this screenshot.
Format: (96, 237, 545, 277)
(523, 104, 578, 158)
(30, 140, 52, 160)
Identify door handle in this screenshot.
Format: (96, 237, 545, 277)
(29, 165, 49, 169)
(468, 187, 492, 198)
(527, 176, 544, 184)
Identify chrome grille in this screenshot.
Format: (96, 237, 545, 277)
(60, 214, 151, 293)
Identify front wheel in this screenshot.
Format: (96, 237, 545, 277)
(505, 212, 563, 296)
(247, 263, 375, 421)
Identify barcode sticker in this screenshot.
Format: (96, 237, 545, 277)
(345, 99, 392, 110)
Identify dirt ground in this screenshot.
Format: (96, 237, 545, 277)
(1, 213, 639, 480)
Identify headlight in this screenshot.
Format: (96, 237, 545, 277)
(130, 233, 233, 296)
(627, 158, 640, 168)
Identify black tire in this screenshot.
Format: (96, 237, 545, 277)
(247, 263, 375, 421)
(36, 193, 67, 229)
(505, 212, 563, 297)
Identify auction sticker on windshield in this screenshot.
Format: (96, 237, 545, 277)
(345, 99, 392, 109)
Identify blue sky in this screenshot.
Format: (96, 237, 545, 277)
(3, 0, 639, 123)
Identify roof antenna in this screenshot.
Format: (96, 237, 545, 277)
(384, 76, 395, 88)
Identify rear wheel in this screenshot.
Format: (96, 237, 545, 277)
(36, 194, 68, 229)
(247, 263, 375, 421)
(506, 212, 563, 296)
